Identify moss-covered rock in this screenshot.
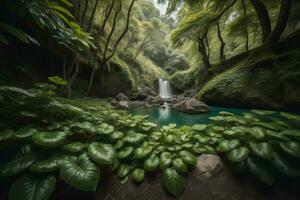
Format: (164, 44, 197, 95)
(197, 49, 300, 111)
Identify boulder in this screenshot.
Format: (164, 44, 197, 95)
(151, 96, 165, 105)
(129, 101, 149, 108)
(173, 97, 209, 114)
(117, 101, 129, 109)
(144, 95, 154, 103)
(91, 154, 297, 200)
(135, 87, 149, 100)
(116, 93, 129, 101)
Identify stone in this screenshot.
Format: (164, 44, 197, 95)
(197, 154, 223, 177)
(116, 93, 129, 101)
(117, 101, 129, 109)
(129, 101, 149, 108)
(151, 96, 165, 105)
(173, 97, 209, 114)
(144, 95, 154, 103)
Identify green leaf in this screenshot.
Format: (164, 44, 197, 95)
(124, 132, 146, 144)
(0, 144, 36, 176)
(226, 147, 249, 162)
(217, 139, 240, 152)
(110, 131, 124, 141)
(247, 156, 275, 185)
(132, 168, 145, 183)
(64, 142, 85, 153)
(250, 127, 265, 139)
(0, 129, 14, 141)
(95, 123, 114, 135)
(117, 146, 134, 159)
(249, 142, 274, 160)
(173, 158, 188, 173)
(48, 76, 68, 86)
(9, 174, 56, 200)
(117, 164, 130, 178)
(280, 141, 300, 158)
(32, 131, 67, 147)
(162, 168, 186, 197)
(192, 124, 207, 131)
(88, 142, 116, 164)
(271, 152, 300, 177)
(134, 146, 152, 159)
(251, 109, 275, 115)
(280, 112, 300, 121)
(60, 153, 100, 191)
(15, 128, 37, 139)
(143, 155, 159, 172)
(178, 150, 197, 166)
(48, 4, 74, 18)
(30, 155, 75, 173)
(160, 152, 172, 169)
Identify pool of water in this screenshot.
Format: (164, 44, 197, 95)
(129, 106, 251, 127)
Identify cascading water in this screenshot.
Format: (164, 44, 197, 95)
(159, 78, 172, 98)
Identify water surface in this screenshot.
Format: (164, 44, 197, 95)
(129, 106, 250, 127)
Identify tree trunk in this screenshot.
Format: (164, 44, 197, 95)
(242, 0, 249, 51)
(197, 36, 210, 68)
(205, 35, 210, 59)
(105, 0, 136, 63)
(87, 0, 100, 32)
(249, 0, 271, 43)
(80, 0, 89, 26)
(84, 67, 96, 97)
(216, 23, 225, 61)
(134, 38, 150, 59)
(265, 0, 292, 49)
(98, 0, 115, 37)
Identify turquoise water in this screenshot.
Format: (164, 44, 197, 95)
(129, 106, 251, 127)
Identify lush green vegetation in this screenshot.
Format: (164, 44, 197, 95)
(1, 85, 300, 199)
(1, 0, 300, 199)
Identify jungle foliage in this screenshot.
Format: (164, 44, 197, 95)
(1, 85, 300, 199)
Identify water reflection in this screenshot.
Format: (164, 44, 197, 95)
(158, 104, 170, 120)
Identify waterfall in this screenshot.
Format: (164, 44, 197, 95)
(159, 78, 172, 99)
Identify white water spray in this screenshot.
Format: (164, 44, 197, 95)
(159, 78, 172, 99)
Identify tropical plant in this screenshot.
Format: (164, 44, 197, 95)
(1, 85, 300, 199)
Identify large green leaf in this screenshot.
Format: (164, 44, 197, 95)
(117, 164, 130, 178)
(134, 146, 152, 159)
(32, 131, 67, 147)
(95, 123, 114, 135)
(226, 147, 249, 162)
(217, 139, 240, 152)
(64, 142, 85, 153)
(143, 155, 159, 172)
(250, 127, 265, 139)
(0, 144, 36, 176)
(30, 155, 75, 173)
(117, 146, 134, 159)
(88, 142, 116, 164)
(192, 124, 207, 131)
(160, 152, 172, 169)
(0, 129, 14, 141)
(173, 158, 188, 173)
(280, 141, 300, 158)
(15, 128, 38, 139)
(162, 168, 186, 197)
(247, 156, 275, 185)
(132, 168, 145, 183)
(249, 142, 274, 160)
(178, 150, 197, 166)
(271, 152, 300, 177)
(9, 174, 56, 200)
(60, 153, 100, 191)
(123, 132, 146, 144)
